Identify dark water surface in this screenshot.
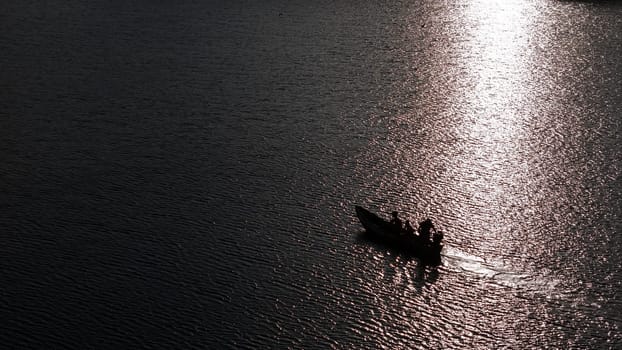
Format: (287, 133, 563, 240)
(2, 0, 622, 348)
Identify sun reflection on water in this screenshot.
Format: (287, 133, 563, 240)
(446, 0, 542, 247)
(347, 0, 620, 346)
(462, 0, 536, 137)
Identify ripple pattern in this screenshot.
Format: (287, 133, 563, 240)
(2, 0, 621, 349)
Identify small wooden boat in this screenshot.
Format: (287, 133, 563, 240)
(355, 205, 443, 266)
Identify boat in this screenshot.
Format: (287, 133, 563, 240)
(355, 205, 443, 266)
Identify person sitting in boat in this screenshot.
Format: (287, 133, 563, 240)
(404, 220, 415, 236)
(433, 230, 444, 246)
(418, 218, 435, 243)
(390, 211, 403, 232)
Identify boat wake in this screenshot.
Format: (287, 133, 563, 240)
(441, 246, 578, 299)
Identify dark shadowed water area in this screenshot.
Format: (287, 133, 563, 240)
(2, 0, 621, 348)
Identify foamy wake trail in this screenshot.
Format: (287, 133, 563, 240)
(441, 246, 579, 299)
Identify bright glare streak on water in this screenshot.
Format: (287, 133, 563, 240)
(447, 0, 540, 258)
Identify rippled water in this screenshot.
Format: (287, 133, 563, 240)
(2, 0, 621, 348)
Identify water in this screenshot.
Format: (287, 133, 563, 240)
(2, 0, 621, 348)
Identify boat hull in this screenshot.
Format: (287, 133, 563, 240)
(355, 206, 442, 266)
